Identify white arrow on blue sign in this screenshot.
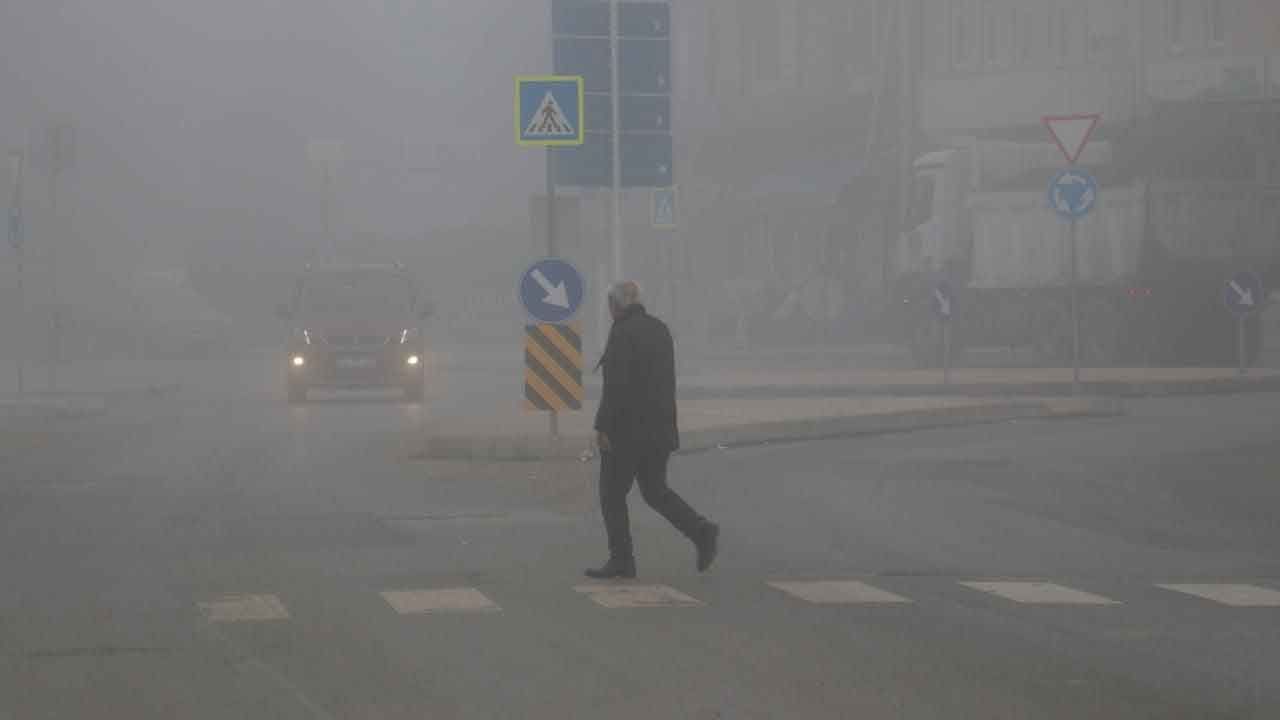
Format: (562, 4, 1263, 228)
(1048, 169, 1098, 221)
(653, 186, 676, 229)
(1223, 271, 1264, 316)
(520, 258, 586, 324)
(931, 283, 954, 320)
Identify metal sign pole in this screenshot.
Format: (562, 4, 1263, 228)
(942, 320, 952, 387)
(609, 0, 623, 283)
(1070, 216, 1081, 396)
(546, 149, 560, 441)
(1238, 315, 1247, 378)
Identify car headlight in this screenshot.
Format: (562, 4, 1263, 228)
(406, 355, 421, 367)
(292, 355, 306, 368)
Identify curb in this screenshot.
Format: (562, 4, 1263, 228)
(416, 397, 1123, 462)
(673, 376, 1280, 400)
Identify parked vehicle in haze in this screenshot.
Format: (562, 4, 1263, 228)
(890, 134, 1279, 368)
(279, 264, 432, 403)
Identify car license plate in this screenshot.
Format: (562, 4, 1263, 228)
(337, 355, 377, 369)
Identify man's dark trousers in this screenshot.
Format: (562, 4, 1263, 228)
(600, 448, 707, 562)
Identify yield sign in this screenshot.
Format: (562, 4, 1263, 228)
(1043, 114, 1101, 165)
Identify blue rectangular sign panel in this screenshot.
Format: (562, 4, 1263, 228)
(619, 38, 670, 94)
(552, 0, 609, 36)
(584, 93, 612, 134)
(554, 37, 612, 93)
(555, 133, 613, 187)
(516, 76, 585, 146)
(621, 95, 670, 133)
(619, 2, 670, 38)
(621, 134, 672, 187)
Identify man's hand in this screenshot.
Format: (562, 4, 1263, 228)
(596, 431, 612, 454)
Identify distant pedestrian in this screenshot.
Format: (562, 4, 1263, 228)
(586, 281, 719, 579)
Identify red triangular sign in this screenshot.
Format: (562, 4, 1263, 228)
(1043, 114, 1101, 165)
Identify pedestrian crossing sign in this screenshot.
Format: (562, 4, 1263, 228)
(516, 76, 584, 147)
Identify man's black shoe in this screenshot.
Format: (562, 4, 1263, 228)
(696, 523, 720, 573)
(584, 558, 636, 580)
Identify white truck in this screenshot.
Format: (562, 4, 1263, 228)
(891, 138, 1279, 367)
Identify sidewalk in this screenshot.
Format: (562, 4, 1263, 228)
(669, 366, 1280, 399)
(417, 395, 1120, 461)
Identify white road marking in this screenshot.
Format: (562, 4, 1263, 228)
(573, 584, 703, 608)
(199, 594, 291, 622)
(769, 580, 912, 605)
(961, 581, 1119, 605)
(381, 588, 501, 615)
(1158, 584, 1280, 607)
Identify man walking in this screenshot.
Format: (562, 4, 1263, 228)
(586, 281, 719, 580)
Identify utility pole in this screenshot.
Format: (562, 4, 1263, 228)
(8, 150, 25, 394)
(609, 0, 623, 283)
(898, 0, 920, 287)
(44, 122, 73, 391)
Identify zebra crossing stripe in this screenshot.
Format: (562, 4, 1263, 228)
(1158, 584, 1280, 607)
(962, 581, 1119, 605)
(199, 594, 290, 622)
(770, 580, 912, 605)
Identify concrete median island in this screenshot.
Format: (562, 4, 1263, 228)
(417, 395, 1122, 461)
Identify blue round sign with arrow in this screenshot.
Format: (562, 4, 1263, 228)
(1223, 271, 1264, 317)
(520, 258, 586, 324)
(1048, 169, 1098, 221)
(931, 282, 955, 321)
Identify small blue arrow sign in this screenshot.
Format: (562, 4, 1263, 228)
(931, 282, 954, 320)
(1223, 271, 1264, 317)
(521, 258, 586, 324)
(1048, 169, 1098, 221)
(653, 187, 676, 229)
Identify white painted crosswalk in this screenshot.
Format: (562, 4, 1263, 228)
(198, 581, 1280, 623)
(1158, 584, 1280, 607)
(961, 581, 1120, 606)
(769, 580, 912, 605)
(199, 594, 291, 623)
(382, 588, 502, 615)
(574, 584, 703, 608)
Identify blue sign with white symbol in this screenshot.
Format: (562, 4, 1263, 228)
(1223, 271, 1264, 316)
(520, 258, 586, 323)
(653, 187, 676, 229)
(1048, 169, 1098, 221)
(516, 76, 584, 147)
(931, 282, 954, 320)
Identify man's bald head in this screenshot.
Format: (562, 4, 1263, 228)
(607, 281, 642, 319)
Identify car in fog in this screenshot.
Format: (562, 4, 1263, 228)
(279, 264, 432, 403)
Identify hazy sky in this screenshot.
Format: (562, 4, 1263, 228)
(2, 0, 546, 261)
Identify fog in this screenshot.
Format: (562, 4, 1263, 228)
(2, 0, 545, 367)
(3, 0, 1279, 382)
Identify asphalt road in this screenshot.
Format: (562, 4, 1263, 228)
(3, 351, 1280, 719)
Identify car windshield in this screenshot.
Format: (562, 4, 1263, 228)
(300, 270, 413, 317)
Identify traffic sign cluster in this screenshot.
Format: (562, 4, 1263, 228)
(550, 0, 673, 188)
